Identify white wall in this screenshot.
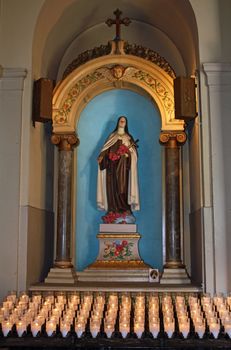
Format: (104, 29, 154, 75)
(0, 0, 53, 300)
(0, 69, 27, 297)
(190, 0, 231, 293)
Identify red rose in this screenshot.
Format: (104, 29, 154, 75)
(117, 145, 129, 156)
(116, 245, 123, 251)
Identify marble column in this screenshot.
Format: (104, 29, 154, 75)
(51, 133, 79, 268)
(45, 133, 79, 284)
(159, 131, 190, 284)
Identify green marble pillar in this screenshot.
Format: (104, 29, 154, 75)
(51, 133, 79, 268)
(160, 131, 187, 269)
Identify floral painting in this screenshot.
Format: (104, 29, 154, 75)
(103, 240, 134, 260)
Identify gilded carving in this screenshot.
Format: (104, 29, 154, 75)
(124, 43, 176, 78)
(111, 64, 126, 79)
(54, 71, 104, 125)
(89, 259, 148, 269)
(63, 44, 111, 78)
(133, 70, 174, 118)
(97, 233, 141, 239)
(159, 131, 187, 145)
(51, 133, 80, 150)
(55, 65, 175, 127)
(63, 43, 175, 79)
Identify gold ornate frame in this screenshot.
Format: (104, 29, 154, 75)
(52, 54, 184, 134)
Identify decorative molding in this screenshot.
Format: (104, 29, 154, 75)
(54, 70, 104, 125)
(63, 42, 175, 80)
(88, 259, 148, 269)
(124, 43, 176, 78)
(159, 131, 187, 145)
(51, 133, 80, 150)
(0, 68, 27, 90)
(203, 63, 231, 86)
(63, 44, 111, 79)
(54, 64, 176, 129)
(132, 69, 174, 116)
(53, 54, 185, 134)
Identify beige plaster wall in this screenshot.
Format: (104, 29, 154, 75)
(0, 0, 54, 300)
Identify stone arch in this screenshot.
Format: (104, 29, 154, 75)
(52, 54, 184, 133)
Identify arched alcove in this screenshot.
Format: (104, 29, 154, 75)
(51, 49, 192, 280)
(76, 89, 162, 271)
(41, 0, 202, 287)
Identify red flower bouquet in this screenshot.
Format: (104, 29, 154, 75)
(102, 211, 127, 224)
(108, 144, 129, 162)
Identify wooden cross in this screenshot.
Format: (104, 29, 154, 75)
(106, 9, 131, 41)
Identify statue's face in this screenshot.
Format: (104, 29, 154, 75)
(118, 117, 126, 128)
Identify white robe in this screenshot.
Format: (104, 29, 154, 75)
(97, 131, 140, 212)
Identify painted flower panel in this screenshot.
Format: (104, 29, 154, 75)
(103, 240, 134, 260)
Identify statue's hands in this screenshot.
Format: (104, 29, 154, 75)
(98, 155, 103, 164)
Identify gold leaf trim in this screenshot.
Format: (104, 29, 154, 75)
(97, 234, 140, 239)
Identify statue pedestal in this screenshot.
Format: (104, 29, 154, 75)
(77, 224, 159, 283)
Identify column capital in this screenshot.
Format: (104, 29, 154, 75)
(51, 133, 80, 151)
(159, 131, 187, 146)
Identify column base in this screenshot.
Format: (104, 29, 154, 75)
(160, 267, 191, 284)
(54, 260, 73, 268)
(45, 267, 77, 284)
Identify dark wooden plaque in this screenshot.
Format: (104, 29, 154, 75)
(32, 78, 53, 123)
(174, 77, 197, 120)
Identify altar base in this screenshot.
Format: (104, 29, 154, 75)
(77, 224, 159, 283)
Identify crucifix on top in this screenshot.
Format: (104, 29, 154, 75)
(106, 9, 131, 54)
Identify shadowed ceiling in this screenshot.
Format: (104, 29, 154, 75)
(33, 0, 198, 80)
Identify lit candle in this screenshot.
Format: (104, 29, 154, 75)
(60, 321, 70, 337)
(20, 292, 29, 303)
(104, 321, 114, 338)
(179, 321, 190, 338)
(194, 322, 205, 339)
(46, 320, 56, 336)
(7, 291, 17, 303)
(149, 322, 159, 338)
(224, 322, 231, 338)
(75, 321, 85, 338)
(1, 320, 12, 337)
(164, 321, 175, 338)
(16, 320, 27, 337)
(119, 322, 130, 338)
(90, 320, 100, 338)
(134, 322, 144, 339)
(31, 321, 41, 337)
(209, 322, 220, 339)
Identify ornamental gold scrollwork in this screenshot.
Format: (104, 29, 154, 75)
(54, 65, 175, 127)
(89, 260, 147, 269)
(159, 131, 187, 145)
(51, 133, 80, 150)
(54, 71, 104, 125)
(63, 43, 175, 79)
(131, 70, 174, 119)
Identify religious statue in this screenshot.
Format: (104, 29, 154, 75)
(97, 116, 140, 224)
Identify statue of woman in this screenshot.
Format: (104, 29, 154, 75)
(97, 116, 140, 223)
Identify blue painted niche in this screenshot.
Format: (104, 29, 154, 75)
(76, 89, 162, 270)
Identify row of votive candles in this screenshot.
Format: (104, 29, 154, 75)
(1, 292, 231, 339)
